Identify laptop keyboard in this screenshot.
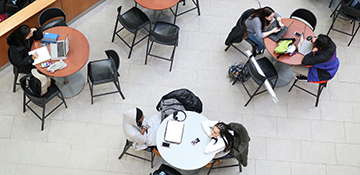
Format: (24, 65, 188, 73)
(57, 42, 65, 57)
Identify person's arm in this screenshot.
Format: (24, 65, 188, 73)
(31, 27, 43, 40)
(8, 46, 34, 66)
(204, 136, 226, 154)
(201, 120, 217, 136)
(274, 12, 284, 28)
(302, 49, 333, 66)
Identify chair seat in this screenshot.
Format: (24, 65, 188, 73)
(256, 57, 278, 80)
(41, 18, 67, 31)
(120, 7, 150, 33)
(150, 22, 179, 45)
(88, 60, 115, 85)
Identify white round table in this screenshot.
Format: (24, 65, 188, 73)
(156, 111, 215, 170)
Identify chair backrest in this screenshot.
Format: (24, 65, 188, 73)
(290, 8, 317, 31)
(38, 7, 66, 28)
(152, 164, 182, 175)
(20, 74, 45, 106)
(247, 59, 266, 85)
(150, 22, 179, 44)
(118, 6, 149, 31)
(227, 122, 250, 166)
(105, 49, 120, 71)
(341, 0, 360, 18)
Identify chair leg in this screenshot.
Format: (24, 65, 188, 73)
(327, 12, 339, 35)
(169, 45, 177, 72)
(194, 0, 200, 15)
(114, 78, 125, 99)
(244, 84, 263, 107)
(315, 83, 326, 107)
(23, 92, 26, 113)
(111, 20, 119, 42)
(145, 38, 151, 65)
(347, 23, 360, 46)
(118, 141, 132, 160)
(288, 79, 298, 92)
(150, 151, 155, 168)
(59, 91, 68, 108)
(224, 45, 231, 51)
(88, 80, 94, 105)
(173, 3, 180, 24)
(128, 31, 138, 59)
(41, 105, 46, 131)
(13, 72, 18, 93)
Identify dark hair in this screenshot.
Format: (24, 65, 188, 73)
(214, 122, 234, 152)
(14, 25, 31, 46)
(314, 34, 333, 51)
(136, 108, 143, 127)
(249, 6, 275, 30)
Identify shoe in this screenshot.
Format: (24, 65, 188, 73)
(296, 75, 308, 81)
(205, 160, 219, 168)
(255, 49, 264, 55)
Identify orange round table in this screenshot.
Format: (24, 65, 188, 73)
(135, 0, 179, 10)
(32, 26, 90, 98)
(264, 18, 315, 86)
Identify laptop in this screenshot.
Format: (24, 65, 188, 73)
(266, 20, 294, 42)
(296, 33, 314, 55)
(50, 34, 69, 60)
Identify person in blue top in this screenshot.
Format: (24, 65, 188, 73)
(291, 34, 339, 83)
(245, 6, 284, 53)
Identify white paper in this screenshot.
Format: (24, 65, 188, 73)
(29, 46, 51, 65)
(245, 50, 279, 103)
(164, 120, 184, 144)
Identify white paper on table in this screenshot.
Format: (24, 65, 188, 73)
(29, 46, 51, 65)
(245, 50, 279, 103)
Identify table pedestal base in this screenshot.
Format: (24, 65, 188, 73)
(53, 72, 85, 98)
(271, 58, 294, 87)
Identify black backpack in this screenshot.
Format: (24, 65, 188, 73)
(227, 62, 249, 83)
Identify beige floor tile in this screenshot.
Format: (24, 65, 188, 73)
(301, 141, 336, 164)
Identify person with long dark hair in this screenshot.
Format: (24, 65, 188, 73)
(7, 25, 43, 73)
(245, 6, 284, 53)
(202, 121, 234, 159)
(291, 34, 339, 83)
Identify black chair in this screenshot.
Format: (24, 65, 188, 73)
(8, 50, 26, 93)
(288, 79, 328, 107)
(327, 0, 360, 46)
(224, 8, 258, 57)
(151, 164, 182, 175)
(170, 0, 200, 24)
(119, 139, 155, 168)
(87, 50, 125, 104)
(145, 21, 180, 72)
(290, 8, 317, 31)
(20, 74, 67, 131)
(111, 6, 150, 59)
(207, 122, 250, 175)
(239, 56, 278, 107)
(38, 7, 67, 31)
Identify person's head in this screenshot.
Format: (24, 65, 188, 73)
(249, 6, 276, 29)
(313, 34, 333, 51)
(136, 108, 144, 127)
(213, 122, 234, 152)
(13, 25, 33, 46)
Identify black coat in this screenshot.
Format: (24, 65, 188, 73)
(156, 88, 203, 113)
(225, 8, 255, 46)
(7, 27, 43, 73)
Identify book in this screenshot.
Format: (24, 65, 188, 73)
(29, 46, 51, 65)
(41, 32, 59, 43)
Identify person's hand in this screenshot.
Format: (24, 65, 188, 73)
(209, 134, 216, 138)
(30, 28, 37, 32)
(32, 52, 39, 59)
(271, 27, 281, 34)
(278, 21, 284, 28)
(312, 47, 318, 52)
(140, 126, 146, 135)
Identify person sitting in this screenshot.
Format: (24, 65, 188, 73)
(291, 34, 340, 82)
(7, 25, 43, 73)
(202, 120, 234, 167)
(245, 6, 284, 54)
(122, 107, 161, 151)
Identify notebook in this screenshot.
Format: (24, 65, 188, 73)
(50, 34, 69, 60)
(164, 120, 184, 144)
(29, 46, 51, 65)
(296, 33, 314, 55)
(266, 20, 294, 42)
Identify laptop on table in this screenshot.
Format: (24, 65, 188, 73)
(50, 34, 69, 60)
(266, 20, 294, 42)
(296, 33, 314, 55)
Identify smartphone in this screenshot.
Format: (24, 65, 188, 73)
(162, 142, 170, 148)
(41, 61, 52, 68)
(294, 32, 301, 37)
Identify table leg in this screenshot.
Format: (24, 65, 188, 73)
(53, 71, 85, 98)
(270, 58, 294, 87)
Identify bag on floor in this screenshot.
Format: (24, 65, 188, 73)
(227, 62, 249, 83)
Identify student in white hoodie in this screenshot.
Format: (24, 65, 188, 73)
(122, 107, 161, 151)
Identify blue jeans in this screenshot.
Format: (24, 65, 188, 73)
(247, 32, 265, 50)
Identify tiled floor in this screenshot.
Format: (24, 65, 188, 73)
(1, 0, 360, 174)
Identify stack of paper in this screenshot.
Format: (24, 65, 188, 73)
(164, 120, 185, 144)
(29, 46, 51, 65)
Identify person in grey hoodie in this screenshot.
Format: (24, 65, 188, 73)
(122, 107, 161, 150)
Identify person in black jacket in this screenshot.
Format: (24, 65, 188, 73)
(7, 24, 43, 73)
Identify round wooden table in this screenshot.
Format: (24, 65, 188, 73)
(32, 26, 90, 98)
(264, 18, 315, 86)
(135, 0, 179, 10)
